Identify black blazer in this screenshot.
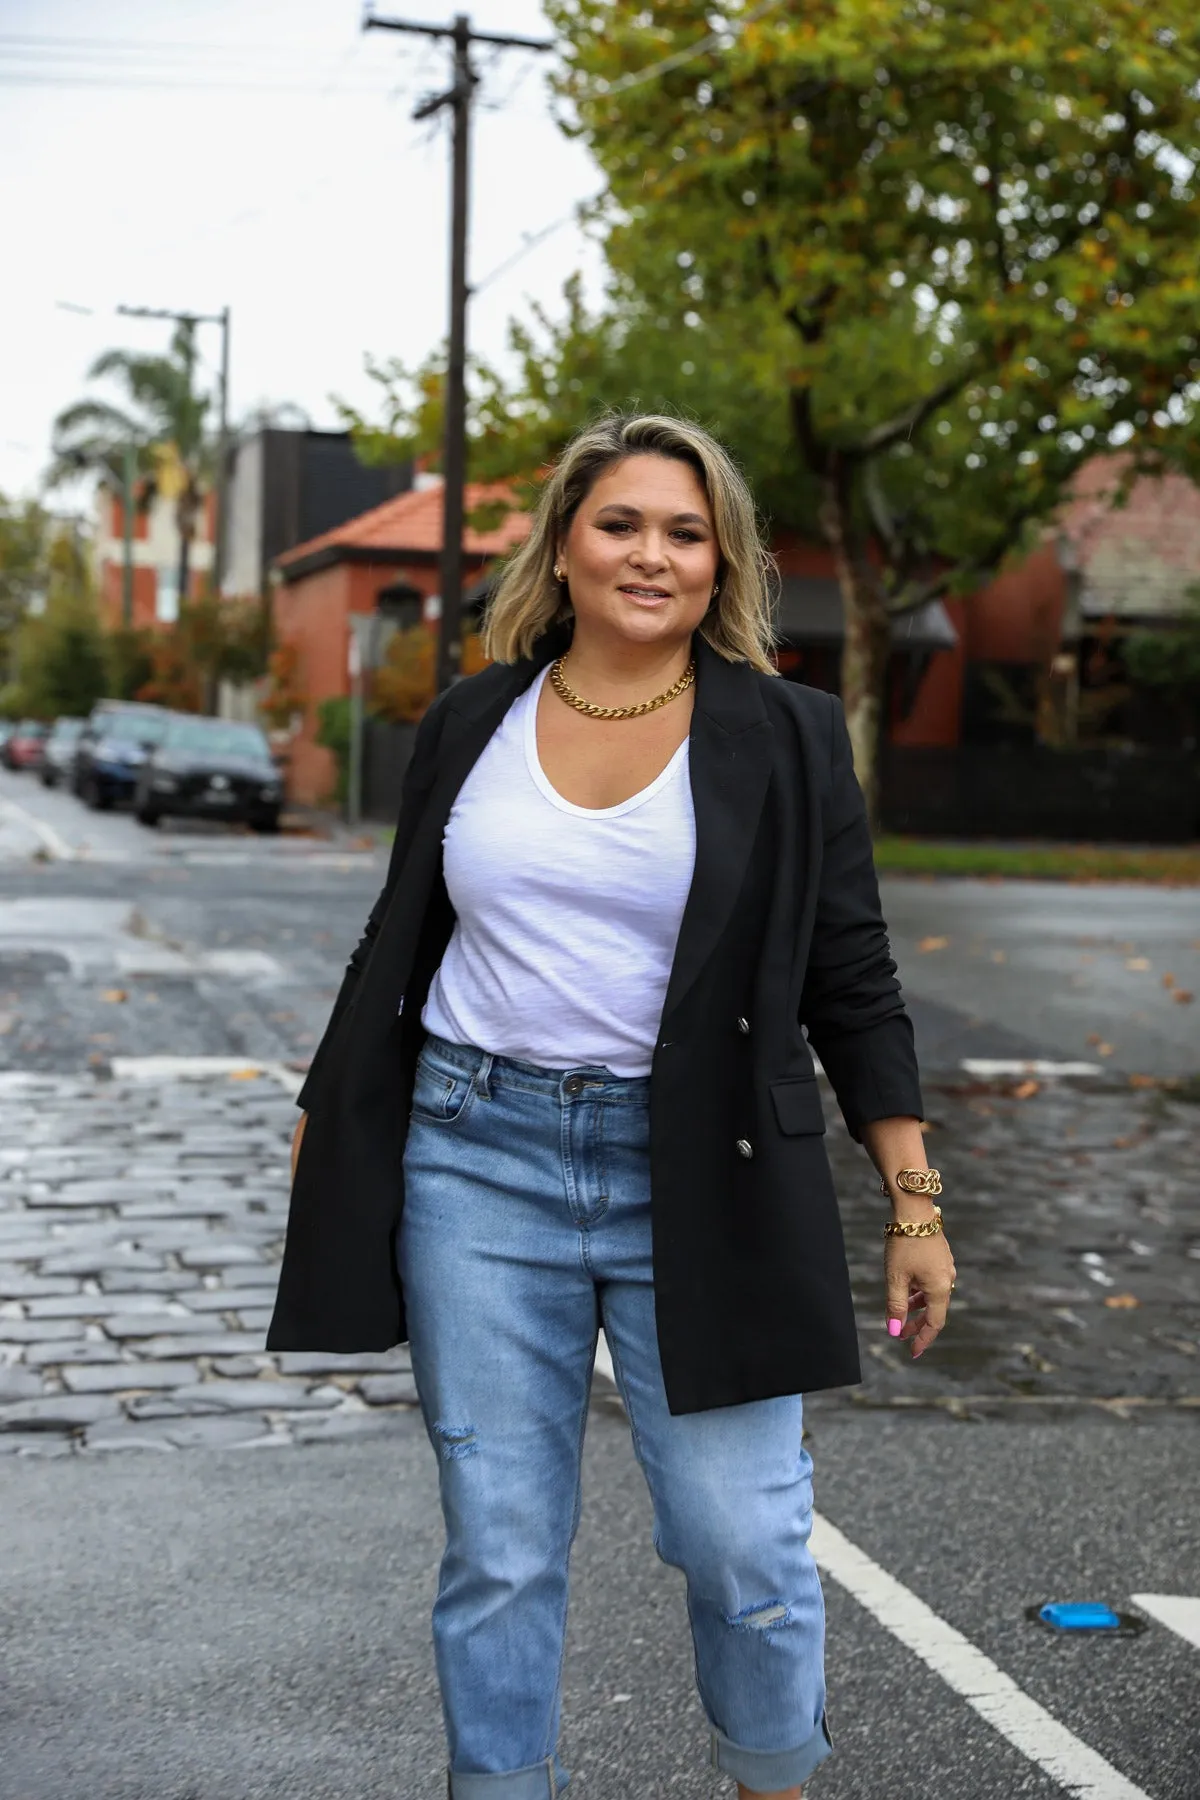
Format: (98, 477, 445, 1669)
(267, 629, 924, 1413)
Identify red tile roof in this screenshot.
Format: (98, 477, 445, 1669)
(275, 479, 530, 578)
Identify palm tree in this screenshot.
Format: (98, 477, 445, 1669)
(47, 320, 211, 612)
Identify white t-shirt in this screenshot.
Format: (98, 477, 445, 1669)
(421, 663, 697, 1077)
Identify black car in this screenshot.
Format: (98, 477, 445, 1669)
(73, 701, 172, 809)
(134, 715, 284, 832)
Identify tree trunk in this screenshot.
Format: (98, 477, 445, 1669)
(819, 469, 891, 831)
(176, 488, 197, 621)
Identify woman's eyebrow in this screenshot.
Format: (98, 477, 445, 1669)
(593, 502, 712, 527)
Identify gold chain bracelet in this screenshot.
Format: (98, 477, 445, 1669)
(884, 1204, 943, 1239)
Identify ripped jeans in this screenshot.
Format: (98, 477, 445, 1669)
(398, 1034, 832, 1800)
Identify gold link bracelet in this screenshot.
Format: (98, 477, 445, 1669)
(880, 1169, 944, 1238)
(883, 1204, 943, 1240)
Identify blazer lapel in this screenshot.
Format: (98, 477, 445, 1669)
(661, 639, 774, 1026)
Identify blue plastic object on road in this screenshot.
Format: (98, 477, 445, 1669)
(1038, 1602, 1121, 1631)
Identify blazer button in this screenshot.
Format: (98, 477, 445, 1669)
(736, 1016, 750, 1035)
(736, 1138, 754, 1159)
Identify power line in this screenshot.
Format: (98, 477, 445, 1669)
(589, 0, 783, 98)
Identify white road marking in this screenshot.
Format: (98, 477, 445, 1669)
(1130, 1593, 1200, 1651)
(0, 792, 75, 861)
(960, 1058, 1106, 1078)
(810, 1511, 1151, 1799)
(110, 1055, 304, 1098)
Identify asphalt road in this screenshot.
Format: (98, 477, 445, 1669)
(2, 1415, 1197, 1800)
(1, 765, 1198, 1800)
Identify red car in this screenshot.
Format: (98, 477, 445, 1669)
(1, 720, 49, 771)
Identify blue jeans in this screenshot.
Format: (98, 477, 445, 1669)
(399, 1034, 832, 1799)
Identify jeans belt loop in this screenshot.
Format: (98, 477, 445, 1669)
(473, 1052, 494, 1101)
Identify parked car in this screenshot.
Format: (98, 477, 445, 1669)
(72, 701, 172, 809)
(135, 715, 284, 832)
(37, 716, 85, 787)
(1, 719, 49, 771)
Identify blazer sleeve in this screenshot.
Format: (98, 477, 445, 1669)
(295, 691, 452, 1111)
(798, 692, 924, 1142)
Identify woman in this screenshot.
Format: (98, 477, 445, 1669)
(269, 413, 956, 1800)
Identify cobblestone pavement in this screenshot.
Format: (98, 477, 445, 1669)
(0, 1069, 418, 1457)
(2, 1061, 1196, 1457)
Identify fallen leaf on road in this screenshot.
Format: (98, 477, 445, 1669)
(1129, 1073, 1158, 1088)
(1161, 972, 1176, 989)
(918, 935, 949, 952)
(229, 1068, 262, 1081)
(1125, 957, 1151, 971)
(1104, 1294, 1140, 1309)
(100, 988, 128, 1004)
(1012, 1079, 1040, 1099)
(1096, 1042, 1114, 1057)
(1171, 989, 1194, 1004)
(1086, 1032, 1103, 1045)
(1112, 1136, 1137, 1149)
(991, 949, 1007, 963)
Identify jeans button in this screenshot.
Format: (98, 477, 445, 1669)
(736, 1138, 754, 1159)
(564, 1076, 584, 1097)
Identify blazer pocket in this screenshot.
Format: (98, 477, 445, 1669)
(770, 1075, 827, 1136)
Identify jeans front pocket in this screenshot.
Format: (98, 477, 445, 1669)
(411, 1053, 477, 1127)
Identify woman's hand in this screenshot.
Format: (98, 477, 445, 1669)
(885, 1230, 956, 1359)
(291, 1112, 308, 1182)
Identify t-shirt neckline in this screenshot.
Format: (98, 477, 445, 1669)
(522, 663, 690, 820)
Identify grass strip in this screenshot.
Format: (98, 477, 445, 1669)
(874, 835, 1200, 884)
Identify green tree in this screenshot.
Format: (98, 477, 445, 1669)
(0, 494, 55, 682)
(534, 0, 1200, 813)
(5, 528, 109, 720)
(47, 319, 212, 609)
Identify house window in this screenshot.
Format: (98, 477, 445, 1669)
(156, 567, 179, 623)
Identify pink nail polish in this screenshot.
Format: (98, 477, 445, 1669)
(887, 1319, 902, 1337)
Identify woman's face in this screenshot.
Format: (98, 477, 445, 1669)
(558, 454, 720, 654)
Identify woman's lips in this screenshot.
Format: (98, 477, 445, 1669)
(617, 584, 672, 605)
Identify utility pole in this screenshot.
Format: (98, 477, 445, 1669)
(117, 302, 232, 595)
(365, 11, 552, 692)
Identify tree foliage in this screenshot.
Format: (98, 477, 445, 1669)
(2, 527, 108, 720)
(47, 320, 213, 607)
(535, 0, 1200, 806)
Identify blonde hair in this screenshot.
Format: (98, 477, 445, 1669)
(481, 412, 778, 672)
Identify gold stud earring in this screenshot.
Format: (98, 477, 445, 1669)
(554, 564, 566, 582)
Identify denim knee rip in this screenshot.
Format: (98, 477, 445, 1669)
(435, 1422, 480, 1461)
(729, 1600, 791, 1632)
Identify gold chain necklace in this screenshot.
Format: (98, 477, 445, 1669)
(548, 655, 696, 721)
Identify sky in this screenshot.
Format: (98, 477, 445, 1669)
(0, 0, 605, 507)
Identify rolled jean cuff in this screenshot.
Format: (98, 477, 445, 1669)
(709, 1712, 833, 1792)
(449, 1756, 562, 1799)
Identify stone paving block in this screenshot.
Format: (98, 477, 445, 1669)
(0, 1393, 120, 1431)
(183, 1287, 279, 1313)
(123, 1395, 190, 1419)
(0, 1274, 86, 1299)
(114, 1201, 243, 1220)
(177, 1243, 270, 1270)
(271, 1349, 411, 1378)
(203, 1261, 283, 1288)
(211, 1355, 271, 1377)
(21, 1339, 123, 1367)
(163, 1414, 282, 1450)
(82, 1420, 176, 1453)
(39, 1249, 166, 1277)
(233, 1308, 275, 1331)
(165, 1379, 339, 1413)
(132, 1332, 266, 1358)
(0, 1367, 43, 1402)
(94, 1271, 200, 1294)
(25, 1292, 190, 1320)
(101, 1312, 210, 1339)
(0, 1318, 90, 1344)
(61, 1360, 202, 1393)
(355, 1374, 420, 1407)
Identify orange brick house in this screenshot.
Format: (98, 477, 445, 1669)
(94, 482, 216, 628)
(272, 479, 529, 805)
